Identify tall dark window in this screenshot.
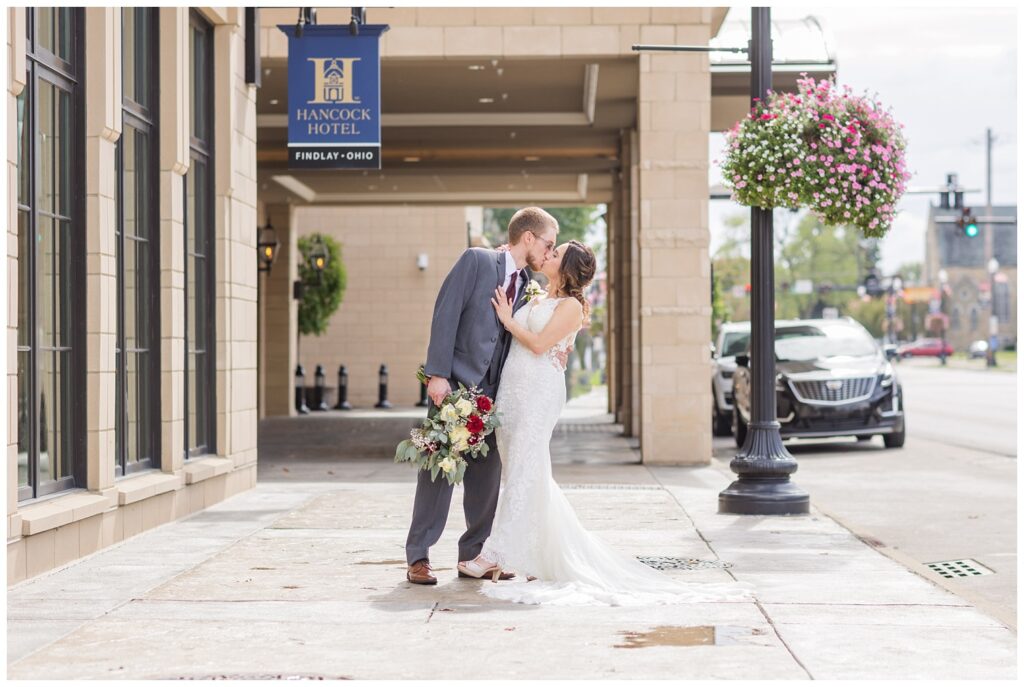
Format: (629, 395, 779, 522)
(116, 8, 160, 476)
(17, 8, 85, 501)
(184, 11, 216, 457)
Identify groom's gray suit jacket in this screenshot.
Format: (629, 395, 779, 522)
(423, 248, 530, 392)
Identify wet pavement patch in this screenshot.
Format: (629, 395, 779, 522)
(615, 625, 765, 649)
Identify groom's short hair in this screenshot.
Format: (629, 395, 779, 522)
(507, 207, 558, 245)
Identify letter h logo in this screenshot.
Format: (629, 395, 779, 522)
(307, 57, 361, 104)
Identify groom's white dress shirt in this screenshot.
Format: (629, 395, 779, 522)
(502, 254, 523, 294)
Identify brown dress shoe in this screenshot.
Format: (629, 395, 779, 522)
(407, 559, 437, 585)
(459, 569, 516, 580)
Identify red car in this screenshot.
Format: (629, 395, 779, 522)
(897, 338, 954, 358)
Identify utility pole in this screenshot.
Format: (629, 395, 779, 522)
(984, 128, 997, 367)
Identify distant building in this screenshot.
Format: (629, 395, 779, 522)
(923, 204, 1017, 350)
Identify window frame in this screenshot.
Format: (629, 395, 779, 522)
(115, 7, 162, 478)
(18, 8, 86, 502)
(184, 10, 217, 459)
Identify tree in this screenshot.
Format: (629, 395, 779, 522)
(297, 233, 347, 337)
(483, 206, 600, 246)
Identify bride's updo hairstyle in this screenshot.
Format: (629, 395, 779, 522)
(558, 240, 596, 323)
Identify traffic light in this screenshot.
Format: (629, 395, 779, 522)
(956, 207, 979, 238)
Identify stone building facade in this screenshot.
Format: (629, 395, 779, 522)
(7, 7, 259, 584)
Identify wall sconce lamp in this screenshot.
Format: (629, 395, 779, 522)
(257, 218, 280, 273)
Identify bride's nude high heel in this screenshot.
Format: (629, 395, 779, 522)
(457, 556, 502, 582)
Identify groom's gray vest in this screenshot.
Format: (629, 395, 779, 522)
(424, 248, 530, 392)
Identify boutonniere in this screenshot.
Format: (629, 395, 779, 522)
(521, 279, 545, 303)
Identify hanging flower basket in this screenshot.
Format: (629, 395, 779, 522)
(719, 75, 911, 238)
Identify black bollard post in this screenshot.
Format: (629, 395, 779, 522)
(416, 362, 430, 407)
(334, 365, 352, 410)
(375, 363, 392, 409)
(313, 364, 328, 411)
(294, 364, 310, 414)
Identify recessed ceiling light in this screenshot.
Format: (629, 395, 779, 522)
(269, 98, 279, 105)
(524, 155, 540, 162)
(368, 185, 377, 190)
(403, 156, 420, 162)
(468, 64, 485, 71)
(501, 93, 508, 100)
(478, 97, 494, 104)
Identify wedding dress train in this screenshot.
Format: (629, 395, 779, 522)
(478, 296, 754, 606)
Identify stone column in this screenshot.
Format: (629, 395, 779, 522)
(212, 11, 259, 473)
(7, 7, 27, 524)
(84, 8, 121, 492)
(636, 18, 713, 464)
(159, 7, 189, 473)
(261, 203, 298, 417)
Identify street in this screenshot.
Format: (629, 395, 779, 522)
(714, 363, 1017, 627)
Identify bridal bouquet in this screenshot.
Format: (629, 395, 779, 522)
(394, 368, 501, 486)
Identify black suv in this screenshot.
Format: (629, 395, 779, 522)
(732, 318, 906, 449)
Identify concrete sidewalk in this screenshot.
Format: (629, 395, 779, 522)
(6, 391, 1017, 679)
(7, 470, 1015, 679)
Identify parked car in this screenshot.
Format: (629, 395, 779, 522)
(897, 337, 953, 359)
(711, 322, 750, 437)
(732, 317, 906, 449)
(968, 339, 989, 359)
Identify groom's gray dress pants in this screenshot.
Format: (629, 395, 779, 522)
(405, 347, 506, 565)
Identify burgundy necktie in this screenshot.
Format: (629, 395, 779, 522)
(505, 271, 518, 304)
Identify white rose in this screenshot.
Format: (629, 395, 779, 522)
(454, 398, 474, 418)
(439, 405, 459, 423)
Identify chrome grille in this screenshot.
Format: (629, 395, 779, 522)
(789, 376, 876, 405)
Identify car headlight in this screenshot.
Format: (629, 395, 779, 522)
(775, 373, 786, 392)
(880, 363, 895, 388)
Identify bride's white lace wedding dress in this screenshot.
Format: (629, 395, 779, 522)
(478, 296, 753, 606)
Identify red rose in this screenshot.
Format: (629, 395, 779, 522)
(468, 435, 480, 446)
(475, 396, 492, 413)
(466, 415, 485, 434)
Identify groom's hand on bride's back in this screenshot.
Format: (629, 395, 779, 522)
(426, 376, 452, 406)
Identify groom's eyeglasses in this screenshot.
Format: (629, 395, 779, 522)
(531, 232, 555, 254)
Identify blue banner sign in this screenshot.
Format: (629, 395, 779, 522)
(277, 24, 389, 169)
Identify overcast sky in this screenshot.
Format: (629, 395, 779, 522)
(708, 5, 1018, 276)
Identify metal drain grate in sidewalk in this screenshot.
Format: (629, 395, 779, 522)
(925, 559, 995, 578)
(637, 556, 733, 571)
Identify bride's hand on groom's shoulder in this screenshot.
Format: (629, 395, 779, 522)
(495, 243, 510, 253)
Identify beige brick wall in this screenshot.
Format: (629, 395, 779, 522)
(7, 8, 259, 585)
(293, 205, 468, 408)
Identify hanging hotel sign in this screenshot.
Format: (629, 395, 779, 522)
(277, 24, 388, 169)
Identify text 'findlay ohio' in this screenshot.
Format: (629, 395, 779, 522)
(295, 106, 372, 136)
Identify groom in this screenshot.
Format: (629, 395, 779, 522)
(405, 207, 560, 584)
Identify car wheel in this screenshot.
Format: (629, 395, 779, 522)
(883, 419, 906, 449)
(733, 405, 748, 448)
(713, 399, 732, 437)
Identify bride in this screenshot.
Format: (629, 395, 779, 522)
(456, 239, 753, 606)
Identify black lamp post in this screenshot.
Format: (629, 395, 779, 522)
(718, 8, 809, 515)
(313, 364, 328, 411)
(375, 364, 392, 409)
